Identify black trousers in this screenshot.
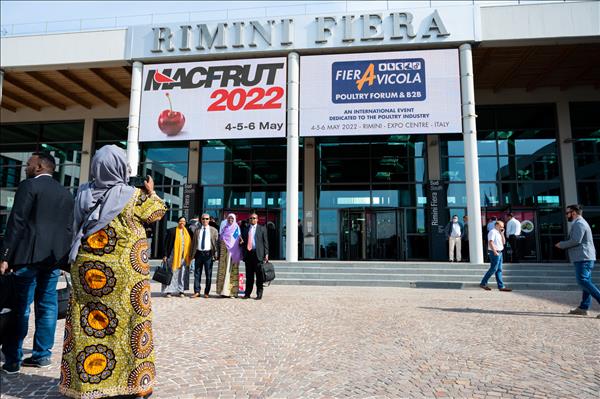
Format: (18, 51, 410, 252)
(462, 240, 470, 262)
(194, 251, 213, 295)
(508, 235, 519, 263)
(244, 250, 263, 297)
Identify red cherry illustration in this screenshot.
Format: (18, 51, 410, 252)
(158, 93, 185, 136)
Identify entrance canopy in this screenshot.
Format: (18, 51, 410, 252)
(2, 43, 599, 113)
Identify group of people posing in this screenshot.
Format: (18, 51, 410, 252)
(444, 213, 522, 263)
(0, 145, 267, 399)
(161, 212, 269, 301)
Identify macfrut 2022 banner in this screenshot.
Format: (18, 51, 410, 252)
(299, 49, 461, 137)
(139, 57, 287, 141)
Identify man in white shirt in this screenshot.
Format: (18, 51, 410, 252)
(480, 221, 512, 291)
(505, 213, 522, 263)
(190, 213, 219, 298)
(444, 215, 463, 262)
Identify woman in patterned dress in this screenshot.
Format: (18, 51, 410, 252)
(216, 214, 243, 298)
(60, 145, 167, 399)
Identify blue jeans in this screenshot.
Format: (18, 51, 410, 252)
(1, 266, 60, 364)
(574, 261, 600, 310)
(194, 251, 213, 295)
(481, 250, 505, 288)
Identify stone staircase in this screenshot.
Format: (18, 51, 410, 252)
(149, 260, 600, 291)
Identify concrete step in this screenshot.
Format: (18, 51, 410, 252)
(148, 260, 598, 291)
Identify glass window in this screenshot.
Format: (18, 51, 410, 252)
(252, 160, 286, 184)
(42, 122, 84, 142)
(571, 102, 600, 206)
(318, 234, 338, 259)
(446, 183, 466, 206)
(321, 159, 370, 184)
(318, 210, 338, 235)
(478, 157, 499, 181)
(0, 124, 40, 144)
(319, 186, 371, 208)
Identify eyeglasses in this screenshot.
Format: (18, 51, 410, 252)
(250, 217, 257, 219)
(201, 218, 209, 220)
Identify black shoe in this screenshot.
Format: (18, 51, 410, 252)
(22, 357, 51, 368)
(242, 295, 250, 299)
(1, 362, 21, 374)
(256, 293, 263, 300)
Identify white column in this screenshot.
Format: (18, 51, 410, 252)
(79, 117, 94, 183)
(556, 100, 578, 208)
(127, 61, 143, 176)
(286, 52, 300, 262)
(460, 43, 484, 265)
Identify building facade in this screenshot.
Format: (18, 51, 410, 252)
(1, 1, 599, 263)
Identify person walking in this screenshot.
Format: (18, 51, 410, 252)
(190, 213, 219, 298)
(444, 215, 463, 262)
(555, 204, 599, 318)
(461, 215, 470, 262)
(0, 152, 74, 374)
(242, 213, 269, 300)
(162, 217, 193, 297)
(505, 213, 522, 263)
(480, 220, 512, 292)
(216, 214, 243, 298)
(59, 145, 167, 399)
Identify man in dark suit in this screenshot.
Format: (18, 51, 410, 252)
(190, 213, 219, 298)
(0, 152, 74, 374)
(241, 213, 269, 300)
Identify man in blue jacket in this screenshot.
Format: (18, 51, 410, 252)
(556, 204, 599, 318)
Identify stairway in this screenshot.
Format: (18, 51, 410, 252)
(149, 260, 600, 291)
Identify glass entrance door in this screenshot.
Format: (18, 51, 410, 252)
(340, 208, 405, 261)
(340, 210, 366, 260)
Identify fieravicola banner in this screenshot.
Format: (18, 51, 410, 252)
(139, 57, 287, 141)
(299, 49, 462, 137)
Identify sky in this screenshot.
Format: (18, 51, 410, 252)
(0, 0, 570, 35)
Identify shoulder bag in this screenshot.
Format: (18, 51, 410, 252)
(152, 260, 173, 286)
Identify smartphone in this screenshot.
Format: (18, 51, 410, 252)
(129, 176, 148, 188)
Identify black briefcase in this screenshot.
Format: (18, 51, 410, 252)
(57, 272, 72, 320)
(152, 261, 173, 286)
(260, 261, 276, 285)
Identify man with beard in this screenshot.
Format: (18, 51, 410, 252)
(556, 204, 599, 318)
(0, 153, 74, 373)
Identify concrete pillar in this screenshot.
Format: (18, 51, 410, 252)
(127, 61, 143, 176)
(286, 52, 300, 262)
(79, 117, 94, 183)
(188, 141, 200, 183)
(556, 100, 578, 208)
(427, 135, 441, 180)
(460, 43, 484, 265)
(0, 69, 4, 103)
(303, 137, 316, 259)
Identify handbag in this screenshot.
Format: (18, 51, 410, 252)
(152, 260, 173, 286)
(57, 272, 72, 320)
(0, 273, 16, 343)
(260, 261, 276, 286)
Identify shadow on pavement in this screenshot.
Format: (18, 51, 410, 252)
(420, 306, 586, 319)
(0, 372, 60, 399)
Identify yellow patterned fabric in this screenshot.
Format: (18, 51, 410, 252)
(60, 189, 167, 399)
(216, 244, 239, 297)
(171, 227, 191, 271)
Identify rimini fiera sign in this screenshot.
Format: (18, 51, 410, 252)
(127, 6, 479, 59)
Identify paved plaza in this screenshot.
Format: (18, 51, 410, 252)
(1, 284, 599, 399)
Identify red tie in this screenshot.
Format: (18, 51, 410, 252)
(247, 227, 253, 251)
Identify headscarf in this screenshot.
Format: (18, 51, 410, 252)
(171, 224, 192, 270)
(69, 145, 136, 263)
(219, 213, 242, 263)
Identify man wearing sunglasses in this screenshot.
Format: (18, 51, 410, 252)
(556, 204, 599, 318)
(190, 214, 219, 298)
(241, 213, 269, 300)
